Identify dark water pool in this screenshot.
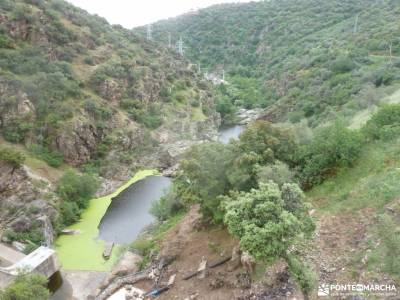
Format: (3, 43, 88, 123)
(98, 176, 172, 244)
(218, 125, 245, 144)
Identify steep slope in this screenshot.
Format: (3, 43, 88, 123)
(144, 0, 400, 125)
(0, 0, 219, 168)
(0, 0, 219, 247)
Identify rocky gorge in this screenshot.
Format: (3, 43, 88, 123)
(0, 0, 222, 249)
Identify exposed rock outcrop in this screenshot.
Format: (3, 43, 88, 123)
(0, 162, 57, 244)
(54, 120, 101, 166)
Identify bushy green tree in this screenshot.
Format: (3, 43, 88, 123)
(57, 170, 98, 209)
(216, 96, 236, 124)
(296, 122, 362, 188)
(56, 170, 98, 227)
(222, 182, 314, 262)
(236, 121, 297, 165)
(176, 142, 234, 221)
(0, 272, 49, 300)
(57, 170, 98, 207)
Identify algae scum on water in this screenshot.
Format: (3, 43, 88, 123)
(55, 170, 157, 271)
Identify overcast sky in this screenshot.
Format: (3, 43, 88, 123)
(66, 0, 257, 28)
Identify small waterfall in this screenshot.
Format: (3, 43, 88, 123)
(38, 216, 54, 247)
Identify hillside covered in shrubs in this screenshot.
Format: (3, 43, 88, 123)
(145, 0, 400, 125)
(0, 0, 219, 169)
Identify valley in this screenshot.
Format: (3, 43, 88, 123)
(1, 0, 400, 299)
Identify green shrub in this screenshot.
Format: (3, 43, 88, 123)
(129, 237, 155, 256)
(3, 119, 32, 143)
(363, 104, 400, 140)
(216, 96, 236, 122)
(84, 56, 95, 65)
(29, 144, 64, 167)
(222, 182, 314, 263)
(190, 99, 200, 107)
(56, 170, 98, 227)
(376, 214, 400, 276)
(56, 170, 98, 209)
(0, 272, 49, 300)
(59, 201, 81, 226)
(373, 67, 396, 87)
(296, 122, 362, 188)
(257, 161, 294, 187)
(330, 56, 356, 74)
(177, 142, 234, 221)
(84, 99, 112, 120)
(150, 189, 183, 221)
(0, 34, 13, 49)
(120, 98, 143, 110)
(286, 254, 316, 294)
(4, 228, 44, 246)
(0, 147, 25, 168)
(128, 104, 163, 129)
(237, 121, 297, 165)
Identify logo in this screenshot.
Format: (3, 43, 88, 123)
(318, 284, 330, 296)
(318, 283, 397, 297)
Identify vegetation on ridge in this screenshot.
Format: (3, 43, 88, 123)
(145, 0, 400, 125)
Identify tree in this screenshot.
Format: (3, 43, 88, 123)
(296, 121, 362, 188)
(176, 142, 234, 221)
(257, 161, 294, 187)
(0, 273, 49, 300)
(56, 170, 98, 209)
(236, 121, 297, 165)
(222, 182, 314, 262)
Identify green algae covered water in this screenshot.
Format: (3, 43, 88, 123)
(55, 170, 157, 271)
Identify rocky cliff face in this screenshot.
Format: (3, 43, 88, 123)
(0, 161, 58, 246)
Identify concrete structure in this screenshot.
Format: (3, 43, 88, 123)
(0, 244, 60, 289)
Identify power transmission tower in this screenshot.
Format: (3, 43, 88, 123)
(222, 69, 225, 81)
(198, 63, 201, 73)
(176, 36, 184, 56)
(147, 24, 152, 41)
(353, 14, 359, 35)
(168, 32, 172, 48)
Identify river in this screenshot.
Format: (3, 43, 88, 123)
(52, 124, 245, 297)
(98, 176, 171, 244)
(218, 124, 245, 144)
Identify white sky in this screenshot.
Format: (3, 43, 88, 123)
(66, 0, 257, 28)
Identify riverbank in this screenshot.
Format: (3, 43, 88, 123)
(55, 170, 158, 271)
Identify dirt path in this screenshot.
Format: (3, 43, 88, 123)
(312, 209, 373, 283)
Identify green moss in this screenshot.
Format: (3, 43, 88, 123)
(55, 169, 157, 271)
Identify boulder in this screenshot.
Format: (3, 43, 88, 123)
(228, 245, 242, 271)
(112, 252, 143, 276)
